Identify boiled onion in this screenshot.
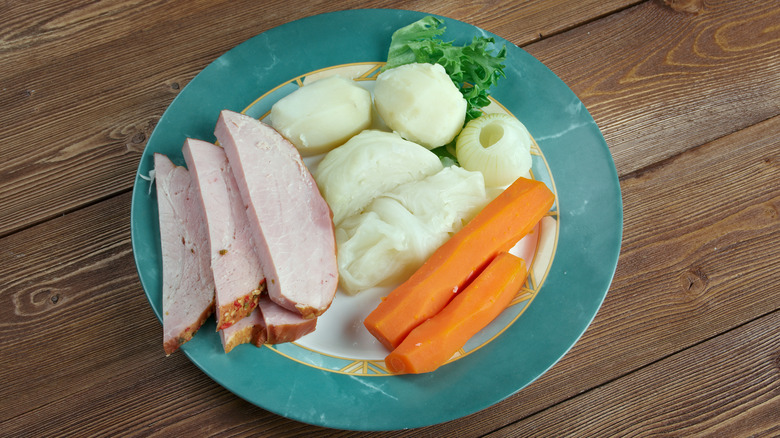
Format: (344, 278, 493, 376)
(455, 113, 533, 187)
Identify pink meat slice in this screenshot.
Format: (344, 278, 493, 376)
(256, 295, 317, 344)
(220, 296, 314, 352)
(219, 309, 266, 353)
(154, 153, 214, 355)
(215, 110, 338, 319)
(182, 138, 265, 330)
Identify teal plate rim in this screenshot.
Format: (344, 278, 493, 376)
(130, 9, 623, 431)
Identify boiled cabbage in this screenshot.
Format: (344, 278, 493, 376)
(313, 130, 442, 225)
(337, 166, 488, 294)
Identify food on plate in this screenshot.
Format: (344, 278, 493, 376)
(364, 177, 555, 350)
(382, 16, 507, 123)
(153, 114, 333, 353)
(256, 295, 317, 344)
(215, 109, 338, 319)
(373, 62, 466, 149)
(220, 309, 266, 353)
(456, 113, 533, 187)
(220, 296, 316, 352)
(155, 153, 215, 355)
(269, 75, 372, 156)
(385, 252, 528, 374)
(148, 14, 547, 367)
(313, 130, 443, 225)
(182, 138, 265, 330)
(150, 15, 544, 366)
(336, 166, 488, 294)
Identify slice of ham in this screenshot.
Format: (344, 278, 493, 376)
(256, 295, 317, 344)
(154, 153, 214, 355)
(215, 110, 338, 319)
(182, 138, 265, 330)
(220, 296, 315, 352)
(219, 309, 266, 353)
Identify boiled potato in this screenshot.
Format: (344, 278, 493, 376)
(269, 75, 372, 156)
(373, 63, 466, 149)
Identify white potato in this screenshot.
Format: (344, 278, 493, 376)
(337, 166, 488, 294)
(373, 63, 466, 149)
(313, 130, 442, 225)
(269, 75, 372, 156)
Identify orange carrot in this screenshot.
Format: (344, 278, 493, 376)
(363, 177, 553, 350)
(385, 252, 528, 374)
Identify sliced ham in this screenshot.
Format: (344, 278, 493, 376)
(182, 138, 265, 330)
(154, 153, 214, 355)
(215, 110, 338, 319)
(256, 295, 317, 344)
(220, 296, 315, 352)
(219, 309, 266, 353)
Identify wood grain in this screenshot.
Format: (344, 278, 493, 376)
(0, 193, 161, 423)
(488, 310, 780, 436)
(526, 0, 780, 177)
(1, 1, 779, 435)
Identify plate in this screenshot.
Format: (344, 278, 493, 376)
(130, 9, 622, 431)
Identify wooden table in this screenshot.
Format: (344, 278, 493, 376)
(2, 0, 778, 435)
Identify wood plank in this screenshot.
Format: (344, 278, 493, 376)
(525, 0, 780, 177)
(1, 2, 778, 434)
(0, 0, 642, 236)
(0, 0, 639, 75)
(0, 346, 317, 436)
(422, 0, 644, 46)
(487, 310, 780, 437)
(0, 0, 229, 68)
(0, 192, 164, 423)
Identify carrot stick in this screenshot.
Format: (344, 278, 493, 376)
(363, 177, 553, 350)
(385, 252, 528, 374)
